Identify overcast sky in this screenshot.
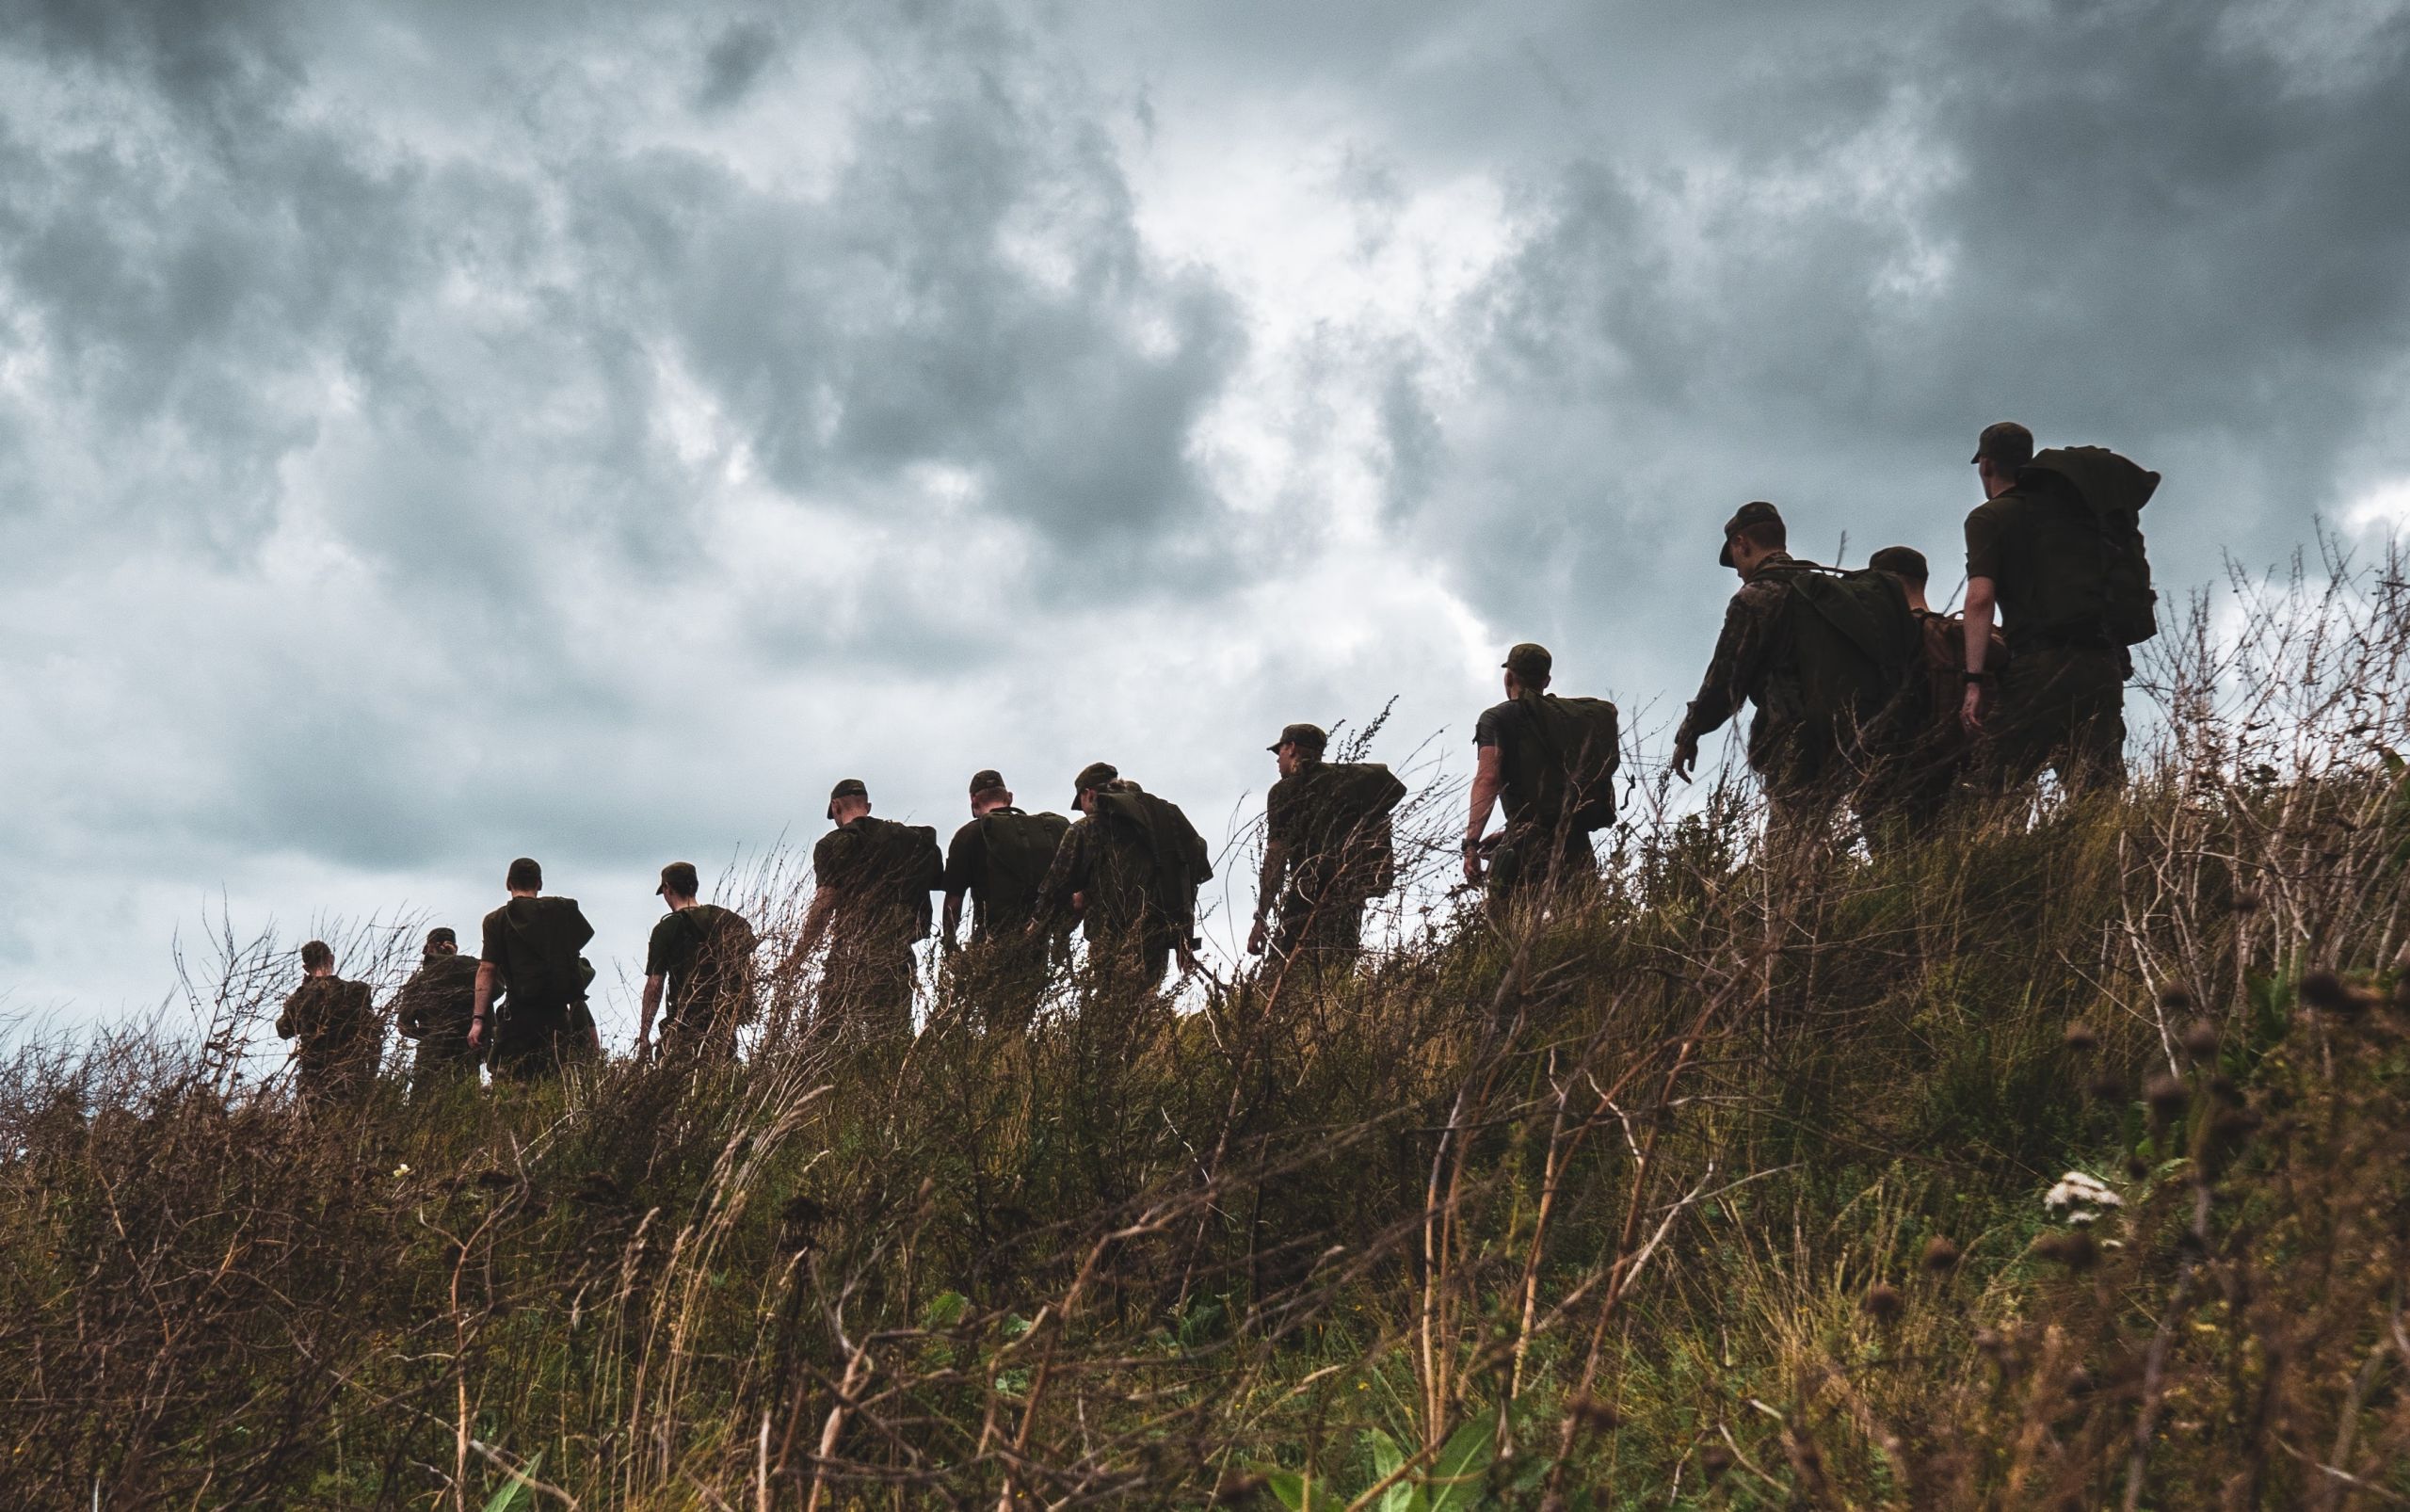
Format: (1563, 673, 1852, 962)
(5, 0, 2407, 1033)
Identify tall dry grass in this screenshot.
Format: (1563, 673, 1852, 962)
(2, 542, 2406, 1508)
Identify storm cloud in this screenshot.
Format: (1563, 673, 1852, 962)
(3, 0, 2404, 1021)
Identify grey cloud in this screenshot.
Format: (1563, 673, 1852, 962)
(695, 18, 779, 111)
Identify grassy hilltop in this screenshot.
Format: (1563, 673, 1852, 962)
(5, 555, 2409, 1509)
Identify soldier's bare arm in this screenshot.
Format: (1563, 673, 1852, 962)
(1463, 746, 1506, 883)
(1961, 576, 1998, 732)
(468, 961, 499, 1051)
(941, 890, 965, 948)
(636, 973, 665, 1060)
(785, 885, 840, 973)
(1248, 838, 1289, 954)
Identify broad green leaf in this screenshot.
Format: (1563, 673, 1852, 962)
(1360, 1428, 1422, 1512)
(482, 1451, 541, 1512)
(922, 1289, 968, 1328)
(1424, 1419, 1497, 1512)
(1261, 1468, 1327, 1511)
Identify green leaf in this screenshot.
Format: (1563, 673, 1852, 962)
(482, 1451, 541, 1512)
(1261, 1468, 1330, 1511)
(922, 1289, 968, 1329)
(1360, 1428, 1422, 1512)
(1424, 1419, 1497, 1512)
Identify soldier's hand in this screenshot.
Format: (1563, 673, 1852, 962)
(1461, 844, 1484, 886)
(1245, 917, 1268, 956)
(1960, 682, 1985, 734)
(1670, 735, 1699, 783)
(468, 1017, 486, 1051)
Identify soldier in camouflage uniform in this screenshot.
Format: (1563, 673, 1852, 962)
(942, 770, 1071, 1032)
(1464, 644, 1601, 909)
(1248, 723, 1401, 970)
(788, 780, 941, 1044)
(1033, 762, 1211, 996)
(1960, 421, 2129, 793)
(392, 926, 485, 1093)
(276, 940, 380, 1107)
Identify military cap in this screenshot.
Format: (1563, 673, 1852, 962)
(969, 768, 1006, 795)
(1717, 500, 1784, 567)
(827, 778, 869, 818)
(1072, 761, 1118, 801)
(426, 926, 457, 949)
(1502, 642, 1552, 684)
(656, 860, 699, 898)
(1971, 420, 2033, 468)
(1268, 722, 1327, 754)
(1868, 545, 1929, 585)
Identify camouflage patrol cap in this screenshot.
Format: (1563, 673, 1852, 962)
(1502, 643, 1552, 684)
(827, 778, 869, 819)
(656, 861, 699, 898)
(1717, 501, 1784, 567)
(969, 768, 1006, 795)
(1868, 545, 1929, 585)
(1072, 761, 1118, 801)
(1971, 421, 2033, 468)
(426, 926, 457, 949)
(1268, 722, 1327, 754)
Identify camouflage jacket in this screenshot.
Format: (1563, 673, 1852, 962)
(1036, 781, 1206, 945)
(1674, 553, 1814, 768)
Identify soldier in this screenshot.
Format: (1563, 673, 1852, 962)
(941, 770, 1071, 1031)
(1669, 503, 1916, 841)
(470, 858, 599, 1081)
(1960, 421, 2137, 792)
(1033, 762, 1213, 996)
(1868, 544, 2003, 826)
(1249, 723, 1405, 968)
(392, 926, 486, 1093)
(637, 861, 759, 1062)
(275, 940, 379, 1106)
(1463, 645, 1603, 906)
(787, 780, 942, 1043)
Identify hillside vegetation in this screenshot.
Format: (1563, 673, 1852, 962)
(5, 552, 2409, 1509)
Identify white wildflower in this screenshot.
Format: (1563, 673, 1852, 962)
(392, 1163, 412, 1179)
(2044, 1171, 2123, 1223)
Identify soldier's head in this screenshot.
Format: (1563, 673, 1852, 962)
(1870, 545, 1933, 612)
(1502, 643, 1552, 698)
(506, 857, 542, 895)
(425, 926, 458, 957)
(1269, 723, 1326, 778)
(1972, 421, 2032, 500)
(1071, 761, 1118, 815)
(827, 779, 871, 824)
(969, 769, 1013, 816)
(656, 861, 700, 909)
(1717, 501, 1786, 579)
(299, 940, 335, 976)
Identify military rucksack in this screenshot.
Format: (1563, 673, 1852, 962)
(1093, 787, 1213, 931)
(1766, 564, 1923, 740)
(1507, 694, 1623, 833)
(874, 822, 945, 939)
(974, 809, 1071, 926)
(1315, 763, 1410, 895)
(2018, 446, 2161, 648)
(672, 904, 760, 1026)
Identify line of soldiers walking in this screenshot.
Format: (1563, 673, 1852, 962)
(276, 421, 2159, 1099)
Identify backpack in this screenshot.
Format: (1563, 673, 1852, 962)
(1312, 763, 1410, 896)
(1915, 610, 2007, 737)
(1767, 564, 1924, 739)
(500, 897, 595, 1012)
(1507, 695, 1623, 833)
(975, 809, 1072, 925)
(674, 905, 760, 1026)
(2019, 446, 2161, 648)
(1093, 787, 1213, 931)
(871, 822, 945, 940)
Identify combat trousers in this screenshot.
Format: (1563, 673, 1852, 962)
(955, 933, 1055, 1034)
(409, 1028, 480, 1095)
(490, 1001, 595, 1081)
(1271, 893, 1366, 970)
(821, 941, 917, 1044)
(1485, 824, 1599, 920)
(1982, 644, 2128, 794)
